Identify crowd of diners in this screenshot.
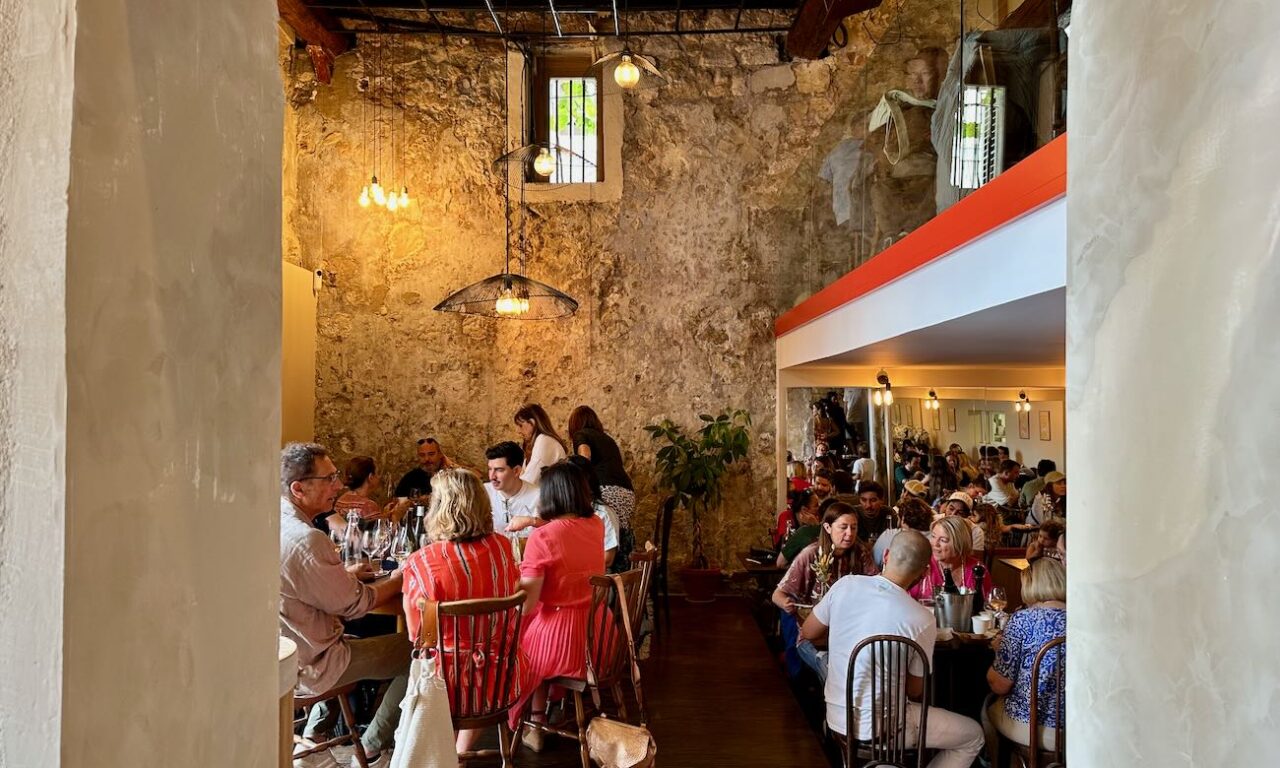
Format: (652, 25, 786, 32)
(774, 430, 1067, 766)
(279, 404, 635, 767)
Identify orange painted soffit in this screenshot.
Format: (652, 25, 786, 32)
(775, 133, 1067, 338)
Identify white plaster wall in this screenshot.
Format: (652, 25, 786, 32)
(1069, 1, 1280, 763)
(0, 1, 75, 765)
(60, 0, 283, 765)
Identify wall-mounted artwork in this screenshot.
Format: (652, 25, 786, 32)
(932, 408, 942, 430)
(1039, 411, 1052, 441)
(992, 413, 1007, 444)
(1018, 410, 1031, 440)
(905, 402, 915, 427)
(892, 403, 901, 423)
(946, 407, 956, 432)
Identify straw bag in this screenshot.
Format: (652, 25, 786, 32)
(587, 715, 656, 768)
(584, 574, 656, 768)
(389, 600, 458, 768)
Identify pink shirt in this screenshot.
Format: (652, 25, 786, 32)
(279, 497, 377, 695)
(909, 555, 992, 601)
(520, 516, 605, 610)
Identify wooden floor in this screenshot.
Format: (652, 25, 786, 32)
(466, 596, 831, 767)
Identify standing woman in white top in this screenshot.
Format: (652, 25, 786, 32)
(515, 403, 568, 484)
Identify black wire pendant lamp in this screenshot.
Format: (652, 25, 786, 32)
(434, 42, 579, 320)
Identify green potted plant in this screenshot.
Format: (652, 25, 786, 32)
(644, 409, 751, 602)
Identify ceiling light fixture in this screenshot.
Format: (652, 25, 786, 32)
(435, 42, 579, 320)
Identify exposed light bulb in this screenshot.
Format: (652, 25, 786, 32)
(614, 54, 642, 89)
(386, 191, 399, 211)
(883, 389, 894, 405)
(371, 177, 386, 206)
(532, 147, 556, 177)
(873, 390, 883, 407)
(399, 185, 411, 207)
(358, 185, 371, 208)
(495, 286, 529, 317)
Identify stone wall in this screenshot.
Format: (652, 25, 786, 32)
(282, 0, 966, 567)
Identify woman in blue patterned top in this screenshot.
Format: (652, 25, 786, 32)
(985, 557, 1066, 758)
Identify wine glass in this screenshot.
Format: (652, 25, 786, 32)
(390, 521, 411, 562)
(988, 587, 1008, 627)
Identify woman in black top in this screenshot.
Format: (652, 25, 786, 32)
(568, 405, 635, 565)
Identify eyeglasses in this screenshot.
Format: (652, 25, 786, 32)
(298, 472, 341, 484)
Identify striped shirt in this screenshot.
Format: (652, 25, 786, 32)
(401, 533, 521, 643)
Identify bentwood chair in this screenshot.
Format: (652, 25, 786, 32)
(293, 683, 370, 768)
(842, 634, 932, 768)
(416, 591, 527, 767)
(519, 575, 635, 768)
(1018, 636, 1066, 768)
(627, 543, 658, 639)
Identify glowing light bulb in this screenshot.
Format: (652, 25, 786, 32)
(532, 147, 556, 177)
(358, 185, 371, 208)
(614, 55, 642, 89)
(399, 185, 411, 207)
(883, 390, 894, 405)
(873, 390, 883, 407)
(371, 177, 386, 206)
(495, 286, 528, 316)
(386, 191, 399, 211)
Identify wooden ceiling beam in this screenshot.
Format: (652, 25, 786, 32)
(278, 0, 352, 83)
(785, 0, 882, 60)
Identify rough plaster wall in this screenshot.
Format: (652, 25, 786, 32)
(1067, 0, 1280, 763)
(282, 1, 961, 567)
(60, 1, 283, 765)
(0, 0, 75, 764)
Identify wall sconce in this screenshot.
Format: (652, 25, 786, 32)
(873, 369, 893, 406)
(1014, 390, 1031, 412)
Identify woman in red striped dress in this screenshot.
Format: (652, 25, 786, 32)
(401, 468, 522, 753)
(508, 462, 606, 749)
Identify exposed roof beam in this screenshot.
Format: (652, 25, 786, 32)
(278, 0, 353, 83)
(785, 0, 880, 60)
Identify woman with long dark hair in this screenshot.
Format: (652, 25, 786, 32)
(567, 405, 635, 564)
(514, 403, 568, 484)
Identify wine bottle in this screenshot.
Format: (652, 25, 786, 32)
(941, 566, 960, 595)
(411, 502, 428, 549)
(972, 563, 986, 600)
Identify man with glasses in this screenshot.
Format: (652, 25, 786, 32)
(280, 442, 406, 767)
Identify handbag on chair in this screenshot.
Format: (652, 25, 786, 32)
(389, 600, 458, 768)
(585, 574, 656, 768)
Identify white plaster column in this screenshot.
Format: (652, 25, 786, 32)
(1068, 1, 1280, 763)
(1, 0, 283, 765)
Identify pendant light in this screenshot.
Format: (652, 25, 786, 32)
(434, 42, 579, 320)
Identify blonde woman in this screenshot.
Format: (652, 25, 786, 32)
(400, 468, 522, 753)
(909, 514, 992, 600)
(514, 403, 568, 484)
(985, 557, 1066, 756)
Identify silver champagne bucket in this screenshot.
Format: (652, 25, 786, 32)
(933, 591, 976, 632)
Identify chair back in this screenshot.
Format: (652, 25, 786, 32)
(415, 590, 526, 730)
(626, 546, 657, 629)
(610, 571, 649, 725)
(584, 574, 632, 702)
(1026, 635, 1066, 768)
(846, 634, 931, 768)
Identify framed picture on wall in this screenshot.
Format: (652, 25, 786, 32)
(1018, 410, 1031, 440)
(932, 408, 942, 430)
(892, 403, 901, 422)
(946, 407, 956, 432)
(1039, 411, 1052, 441)
(905, 403, 915, 427)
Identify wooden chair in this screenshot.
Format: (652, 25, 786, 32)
(650, 497, 677, 631)
(519, 575, 635, 768)
(842, 634, 932, 768)
(1016, 636, 1065, 768)
(610, 568, 650, 719)
(293, 682, 370, 768)
(416, 591, 527, 767)
(627, 543, 658, 639)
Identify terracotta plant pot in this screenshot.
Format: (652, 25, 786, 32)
(679, 565, 724, 603)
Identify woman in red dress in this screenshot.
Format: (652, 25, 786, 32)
(401, 468, 522, 753)
(509, 462, 606, 748)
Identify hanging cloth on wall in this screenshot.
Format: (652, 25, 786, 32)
(868, 90, 938, 166)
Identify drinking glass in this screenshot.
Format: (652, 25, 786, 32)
(988, 587, 1008, 627)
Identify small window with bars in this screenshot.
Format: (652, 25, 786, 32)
(531, 56, 603, 184)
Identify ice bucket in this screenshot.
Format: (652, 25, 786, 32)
(933, 591, 977, 632)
